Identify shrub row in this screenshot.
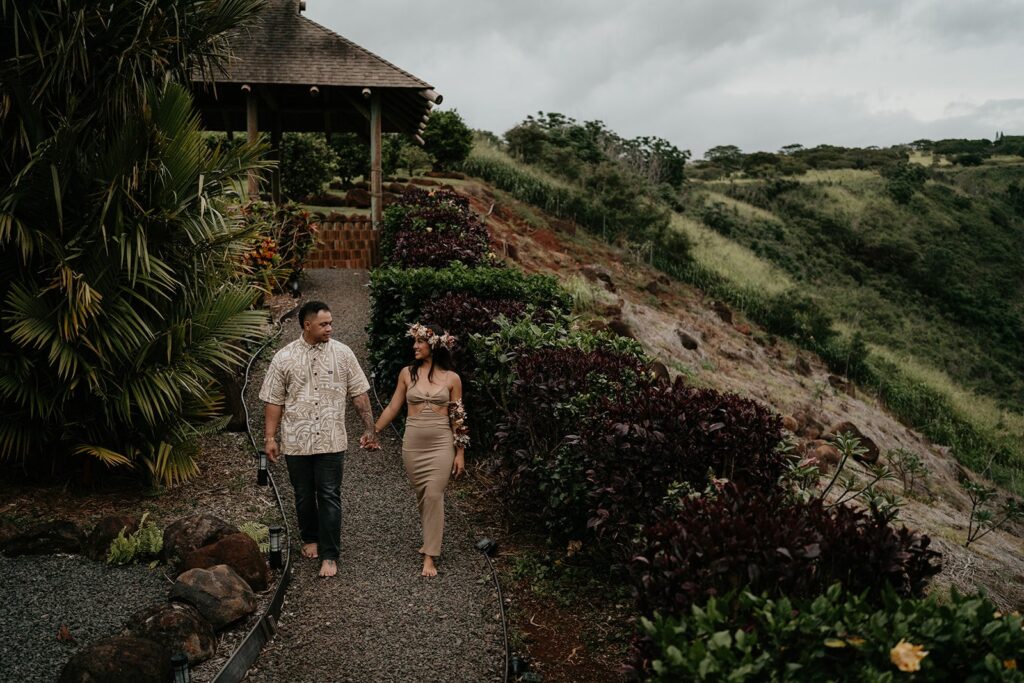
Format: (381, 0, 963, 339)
(380, 188, 491, 268)
(633, 584, 1024, 682)
(632, 484, 940, 618)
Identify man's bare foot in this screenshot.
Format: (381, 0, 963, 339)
(302, 542, 318, 559)
(421, 555, 437, 577)
(319, 559, 337, 578)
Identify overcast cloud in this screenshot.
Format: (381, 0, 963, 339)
(306, 0, 1023, 157)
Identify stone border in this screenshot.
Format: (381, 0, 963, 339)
(210, 306, 299, 683)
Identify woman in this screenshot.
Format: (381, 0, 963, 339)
(375, 323, 469, 577)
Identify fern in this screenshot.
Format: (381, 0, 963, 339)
(239, 521, 270, 553)
(106, 513, 163, 565)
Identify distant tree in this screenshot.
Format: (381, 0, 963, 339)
(382, 134, 405, 176)
(423, 109, 473, 170)
(743, 151, 781, 175)
(329, 133, 369, 185)
(280, 133, 339, 199)
(399, 144, 433, 176)
(780, 144, 804, 155)
(880, 161, 928, 204)
(704, 145, 743, 168)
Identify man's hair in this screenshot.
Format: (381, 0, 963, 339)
(299, 301, 331, 327)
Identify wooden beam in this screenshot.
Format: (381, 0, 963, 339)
(246, 87, 259, 198)
(419, 89, 443, 105)
(370, 92, 383, 230)
(270, 112, 283, 205)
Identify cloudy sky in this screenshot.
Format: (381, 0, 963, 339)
(306, 0, 1023, 157)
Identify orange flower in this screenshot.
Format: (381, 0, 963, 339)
(890, 640, 928, 672)
(1006, 660, 1018, 670)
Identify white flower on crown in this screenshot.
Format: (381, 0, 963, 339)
(407, 323, 457, 350)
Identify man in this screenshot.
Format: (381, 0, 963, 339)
(259, 301, 379, 578)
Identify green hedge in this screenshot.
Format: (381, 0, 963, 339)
(637, 584, 1024, 682)
(367, 263, 570, 385)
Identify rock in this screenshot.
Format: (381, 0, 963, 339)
(85, 514, 141, 561)
(343, 187, 372, 209)
(794, 354, 813, 376)
(123, 603, 216, 665)
(386, 182, 408, 193)
(408, 177, 441, 187)
(651, 361, 670, 382)
(551, 218, 577, 235)
(811, 444, 843, 468)
(170, 565, 256, 630)
(3, 520, 83, 556)
(600, 300, 624, 317)
(580, 264, 615, 292)
(735, 322, 752, 335)
(793, 411, 826, 440)
(0, 518, 18, 546)
(162, 514, 239, 564)
(58, 635, 170, 683)
(424, 170, 466, 180)
(676, 329, 700, 350)
(394, 176, 409, 183)
(824, 421, 880, 463)
(711, 300, 733, 323)
(607, 317, 634, 339)
(781, 415, 799, 433)
(180, 532, 269, 592)
(584, 319, 610, 334)
(643, 279, 664, 295)
(504, 242, 519, 261)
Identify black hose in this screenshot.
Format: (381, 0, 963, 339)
(369, 372, 512, 682)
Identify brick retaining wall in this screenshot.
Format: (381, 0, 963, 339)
(306, 216, 379, 269)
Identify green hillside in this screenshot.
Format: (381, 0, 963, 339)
(462, 122, 1024, 492)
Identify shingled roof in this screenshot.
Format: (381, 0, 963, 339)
(213, 0, 432, 89)
(191, 0, 439, 136)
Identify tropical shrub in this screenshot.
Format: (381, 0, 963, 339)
(237, 201, 320, 291)
(633, 584, 1024, 682)
(368, 263, 570, 383)
(0, 0, 267, 484)
(632, 485, 941, 617)
(107, 513, 163, 565)
(280, 132, 339, 200)
(380, 188, 491, 268)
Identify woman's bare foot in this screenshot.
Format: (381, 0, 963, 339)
(302, 542, 318, 559)
(421, 555, 437, 577)
(319, 559, 337, 577)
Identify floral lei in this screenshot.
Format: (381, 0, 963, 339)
(407, 322, 457, 351)
(448, 399, 470, 449)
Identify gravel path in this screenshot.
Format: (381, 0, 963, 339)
(245, 269, 502, 683)
(0, 554, 169, 682)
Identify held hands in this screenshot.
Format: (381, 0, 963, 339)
(451, 451, 465, 479)
(359, 429, 381, 451)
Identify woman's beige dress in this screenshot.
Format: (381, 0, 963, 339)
(403, 382, 455, 557)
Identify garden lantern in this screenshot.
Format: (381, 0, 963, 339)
(257, 450, 268, 486)
(269, 526, 283, 569)
(475, 537, 498, 557)
(171, 653, 190, 683)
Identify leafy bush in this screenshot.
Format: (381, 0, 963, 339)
(0, 1, 267, 484)
(328, 132, 370, 185)
(237, 202, 320, 291)
(380, 189, 491, 268)
(632, 485, 940, 617)
(881, 161, 928, 204)
(368, 263, 570, 385)
(633, 584, 1024, 682)
(280, 133, 339, 200)
(107, 513, 164, 565)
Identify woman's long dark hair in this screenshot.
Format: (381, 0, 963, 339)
(409, 323, 454, 385)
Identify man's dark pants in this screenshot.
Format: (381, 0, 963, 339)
(285, 452, 344, 562)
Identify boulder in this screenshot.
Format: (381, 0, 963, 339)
(735, 322, 752, 335)
(651, 361, 670, 382)
(643, 279, 664, 296)
(676, 329, 700, 351)
(794, 354, 813, 377)
(824, 421, 880, 464)
(162, 514, 239, 564)
(810, 444, 843, 469)
(3, 520, 82, 556)
(607, 317, 634, 339)
(386, 182, 408, 193)
(180, 532, 269, 592)
(580, 264, 615, 292)
(793, 411, 825, 440)
(504, 242, 519, 261)
(711, 300, 733, 323)
(781, 415, 799, 433)
(58, 635, 170, 683)
(85, 514, 141, 561)
(0, 518, 18, 546)
(408, 177, 440, 187)
(169, 565, 257, 630)
(343, 188, 371, 209)
(123, 602, 216, 665)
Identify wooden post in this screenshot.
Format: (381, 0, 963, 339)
(270, 112, 282, 205)
(369, 91, 383, 230)
(246, 88, 259, 198)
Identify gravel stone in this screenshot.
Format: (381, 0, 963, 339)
(0, 553, 168, 683)
(245, 269, 502, 683)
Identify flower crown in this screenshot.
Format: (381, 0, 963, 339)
(407, 323, 457, 351)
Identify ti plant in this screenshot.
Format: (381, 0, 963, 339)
(962, 479, 1024, 548)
